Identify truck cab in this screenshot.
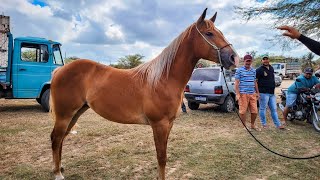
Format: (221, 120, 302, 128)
(272, 61, 301, 80)
(272, 63, 286, 79)
(0, 32, 64, 111)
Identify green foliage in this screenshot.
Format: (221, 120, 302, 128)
(195, 59, 212, 68)
(21, 50, 36, 62)
(252, 54, 292, 68)
(300, 52, 316, 71)
(64, 56, 79, 64)
(113, 54, 144, 69)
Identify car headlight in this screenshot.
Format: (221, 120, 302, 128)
(315, 93, 320, 101)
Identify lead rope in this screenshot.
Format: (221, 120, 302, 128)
(220, 65, 320, 159)
(196, 24, 320, 159)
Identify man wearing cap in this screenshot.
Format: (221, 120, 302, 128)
(282, 67, 320, 124)
(256, 55, 285, 129)
(235, 54, 260, 131)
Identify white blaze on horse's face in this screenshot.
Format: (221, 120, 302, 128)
(196, 9, 239, 69)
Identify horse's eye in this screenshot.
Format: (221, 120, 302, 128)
(205, 32, 213, 36)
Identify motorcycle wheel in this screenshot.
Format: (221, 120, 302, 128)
(311, 109, 320, 132)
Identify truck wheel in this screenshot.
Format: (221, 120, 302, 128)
(220, 96, 235, 112)
(36, 98, 41, 104)
(188, 101, 200, 110)
(289, 75, 293, 80)
(41, 89, 50, 112)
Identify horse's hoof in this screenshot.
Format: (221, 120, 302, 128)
(55, 174, 64, 180)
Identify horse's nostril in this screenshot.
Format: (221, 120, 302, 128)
(230, 55, 235, 62)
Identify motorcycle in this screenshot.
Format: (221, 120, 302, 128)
(278, 78, 320, 132)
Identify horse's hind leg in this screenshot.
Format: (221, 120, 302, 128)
(51, 105, 89, 180)
(51, 117, 71, 180)
(151, 120, 173, 180)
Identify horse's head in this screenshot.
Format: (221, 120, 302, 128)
(192, 8, 239, 69)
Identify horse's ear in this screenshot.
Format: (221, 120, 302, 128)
(197, 8, 207, 25)
(210, 12, 217, 23)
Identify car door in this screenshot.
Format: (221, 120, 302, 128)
(223, 69, 235, 93)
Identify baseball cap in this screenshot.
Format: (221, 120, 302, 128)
(243, 54, 252, 61)
(262, 54, 269, 59)
(304, 67, 313, 74)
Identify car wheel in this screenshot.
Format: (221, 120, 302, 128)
(220, 96, 235, 112)
(188, 101, 200, 110)
(279, 75, 284, 80)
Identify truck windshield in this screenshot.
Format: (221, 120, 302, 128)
(190, 69, 220, 81)
(53, 44, 64, 65)
(272, 64, 280, 70)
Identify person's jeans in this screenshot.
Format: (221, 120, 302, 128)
(259, 93, 281, 127)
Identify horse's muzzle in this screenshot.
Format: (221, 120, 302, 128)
(229, 54, 239, 69)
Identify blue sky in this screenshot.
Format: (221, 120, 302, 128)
(1, 0, 318, 64)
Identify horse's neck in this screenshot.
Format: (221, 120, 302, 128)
(167, 39, 198, 89)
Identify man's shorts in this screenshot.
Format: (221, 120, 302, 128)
(286, 92, 297, 107)
(238, 94, 258, 114)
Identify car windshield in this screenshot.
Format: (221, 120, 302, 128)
(190, 69, 220, 81)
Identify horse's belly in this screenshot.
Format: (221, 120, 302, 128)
(88, 101, 149, 125)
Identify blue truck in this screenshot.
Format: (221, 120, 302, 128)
(0, 15, 64, 111)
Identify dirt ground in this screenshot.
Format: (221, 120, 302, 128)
(2, 79, 320, 180)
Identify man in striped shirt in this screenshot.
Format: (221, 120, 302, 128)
(235, 54, 260, 131)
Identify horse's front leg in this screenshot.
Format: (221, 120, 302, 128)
(151, 119, 173, 180)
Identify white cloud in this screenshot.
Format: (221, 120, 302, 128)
(105, 25, 125, 41)
(1, 0, 318, 64)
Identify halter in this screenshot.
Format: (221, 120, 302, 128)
(196, 25, 232, 66)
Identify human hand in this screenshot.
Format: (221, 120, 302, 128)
(277, 25, 301, 39)
(256, 93, 260, 99)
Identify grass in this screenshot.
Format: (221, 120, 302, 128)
(1, 99, 320, 179)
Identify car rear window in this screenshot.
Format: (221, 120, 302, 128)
(190, 69, 220, 81)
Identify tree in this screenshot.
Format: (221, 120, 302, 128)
(300, 52, 316, 71)
(235, 0, 320, 48)
(64, 56, 79, 64)
(21, 49, 36, 62)
(195, 59, 212, 68)
(115, 54, 144, 69)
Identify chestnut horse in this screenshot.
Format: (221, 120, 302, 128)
(50, 8, 239, 180)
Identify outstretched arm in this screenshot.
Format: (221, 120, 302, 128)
(277, 26, 320, 56)
(297, 34, 320, 56)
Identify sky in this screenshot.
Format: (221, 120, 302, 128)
(1, 0, 318, 65)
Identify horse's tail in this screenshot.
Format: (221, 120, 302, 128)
(49, 90, 56, 123)
(50, 67, 61, 122)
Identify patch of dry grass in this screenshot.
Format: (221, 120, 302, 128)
(1, 99, 320, 179)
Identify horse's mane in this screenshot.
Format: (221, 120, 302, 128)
(132, 23, 195, 88)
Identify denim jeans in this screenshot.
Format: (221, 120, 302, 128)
(259, 93, 281, 127)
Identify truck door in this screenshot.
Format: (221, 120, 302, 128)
(51, 44, 64, 70)
(13, 42, 50, 98)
